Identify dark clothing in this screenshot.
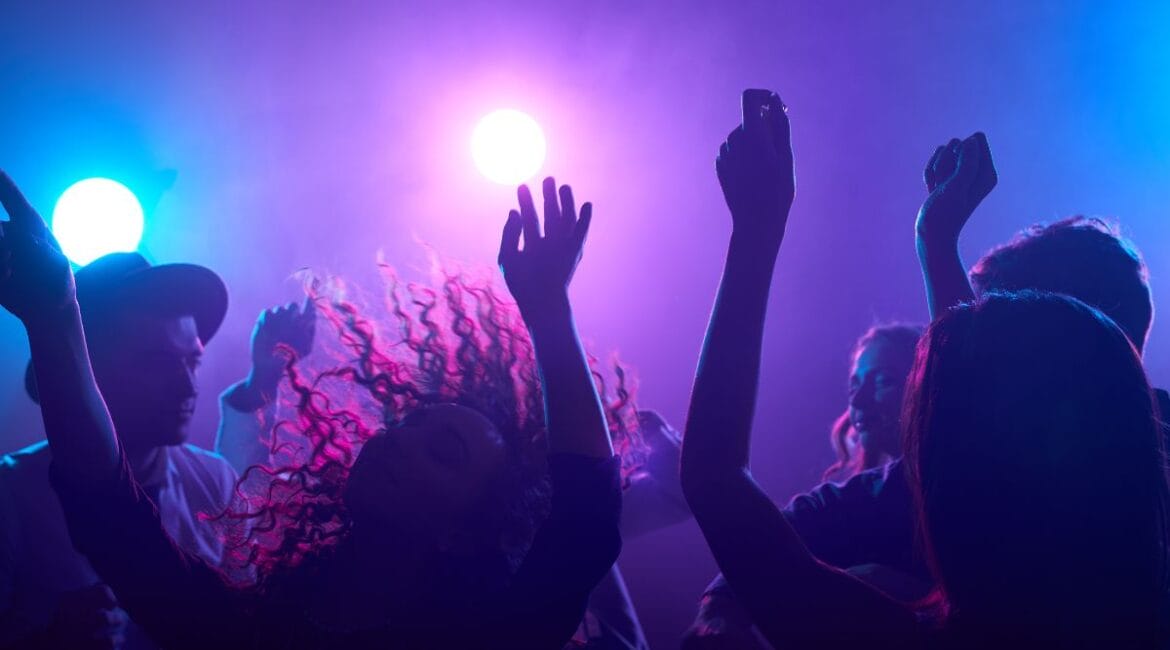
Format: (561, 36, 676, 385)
(50, 453, 622, 650)
(699, 388, 1170, 646)
(784, 458, 927, 586)
(697, 460, 924, 650)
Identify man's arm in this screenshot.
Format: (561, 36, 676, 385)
(216, 299, 316, 473)
(0, 171, 118, 480)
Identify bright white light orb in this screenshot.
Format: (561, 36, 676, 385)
(51, 178, 145, 266)
(471, 109, 547, 185)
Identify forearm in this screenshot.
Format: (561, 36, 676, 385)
(681, 233, 777, 487)
(216, 380, 277, 473)
(24, 305, 120, 480)
(916, 230, 974, 319)
(525, 293, 613, 459)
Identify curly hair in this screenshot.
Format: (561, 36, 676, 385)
(213, 264, 641, 591)
(822, 323, 923, 483)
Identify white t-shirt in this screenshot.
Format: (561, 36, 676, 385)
(0, 439, 238, 647)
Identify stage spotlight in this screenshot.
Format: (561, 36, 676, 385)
(51, 178, 145, 266)
(472, 109, 547, 185)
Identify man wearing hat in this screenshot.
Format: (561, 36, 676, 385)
(0, 200, 240, 646)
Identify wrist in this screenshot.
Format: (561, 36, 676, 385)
(225, 376, 275, 413)
(518, 291, 572, 329)
(727, 232, 781, 270)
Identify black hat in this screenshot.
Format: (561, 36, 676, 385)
(25, 252, 228, 403)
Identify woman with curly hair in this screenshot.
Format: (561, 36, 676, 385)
(0, 170, 626, 649)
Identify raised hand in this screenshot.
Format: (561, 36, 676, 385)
(0, 171, 76, 325)
(249, 298, 317, 387)
(716, 89, 794, 249)
(498, 176, 592, 315)
(916, 132, 997, 242)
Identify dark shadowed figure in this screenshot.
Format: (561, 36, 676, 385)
(679, 92, 1169, 648)
(0, 170, 631, 649)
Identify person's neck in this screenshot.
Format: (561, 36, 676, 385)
(123, 443, 166, 487)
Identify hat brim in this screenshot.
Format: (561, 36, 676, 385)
(25, 263, 228, 403)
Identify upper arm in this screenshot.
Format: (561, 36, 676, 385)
(495, 454, 623, 647)
(689, 471, 919, 649)
(49, 458, 254, 649)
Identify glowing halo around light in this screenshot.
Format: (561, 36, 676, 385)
(51, 178, 145, 266)
(471, 109, 547, 185)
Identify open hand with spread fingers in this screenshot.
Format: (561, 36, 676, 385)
(498, 176, 592, 316)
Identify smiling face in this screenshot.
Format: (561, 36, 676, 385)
(847, 339, 913, 460)
(344, 404, 509, 545)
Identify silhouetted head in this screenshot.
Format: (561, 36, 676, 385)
(825, 324, 922, 481)
(24, 252, 227, 451)
(344, 404, 512, 554)
(904, 291, 1168, 642)
(226, 269, 640, 598)
(970, 217, 1153, 353)
(91, 311, 205, 450)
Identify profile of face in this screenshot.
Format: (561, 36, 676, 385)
(344, 404, 508, 548)
(91, 313, 203, 450)
(847, 340, 913, 459)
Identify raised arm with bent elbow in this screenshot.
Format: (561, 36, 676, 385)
(0, 172, 120, 480)
(680, 92, 917, 648)
(915, 132, 997, 318)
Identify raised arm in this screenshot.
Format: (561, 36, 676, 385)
(0, 172, 120, 480)
(217, 299, 316, 472)
(493, 178, 622, 647)
(680, 91, 917, 648)
(915, 132, 997, 318)
(499, 177, 612, 459)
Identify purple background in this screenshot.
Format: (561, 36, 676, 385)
(3, 2, 1170, 645)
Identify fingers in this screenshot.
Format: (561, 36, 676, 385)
(741, 88, 773, 134)
(498, 210, 523, 268)
(0, 170, 41, 231)
(924, 146, 945, 189)
(972, 131, 992, 164)
(953, 135, 981, 184)
(542, 176, 564, 238)
(973, 130, 996, 181)
(766, 91, 792, 159)
(932, 138, 961, 184)
(572, 201, 593, 254)
(299, 296, 316, 318)
(970, 131, 998, 199)
(516, 184, 541, 247)
(558, 183, 577, 230)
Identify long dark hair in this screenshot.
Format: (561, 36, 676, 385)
(903, 291, 1169, 644)
(215, 265, 642, 590)
(823, 324, 922, 482)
